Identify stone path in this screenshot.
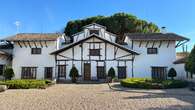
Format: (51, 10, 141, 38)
(0, 83, 194, 110)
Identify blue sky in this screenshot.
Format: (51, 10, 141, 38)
(0, 0, 194, 51)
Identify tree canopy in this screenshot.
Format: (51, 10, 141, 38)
(185, 45, 195, 75)
(64, 13, 160, 43)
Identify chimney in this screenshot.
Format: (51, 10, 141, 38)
(161, 27, 167, 34)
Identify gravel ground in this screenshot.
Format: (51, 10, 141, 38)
(0, 83, 195, 110)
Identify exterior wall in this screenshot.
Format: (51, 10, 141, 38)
(173, 64, 186, 80)
(73, 25, 116, 42)
(125, 37, 176, 78)
(56, 37, 133, 80)
(12, 41, 56, 79)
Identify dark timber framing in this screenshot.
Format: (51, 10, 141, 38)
(52, 35, 139, 81)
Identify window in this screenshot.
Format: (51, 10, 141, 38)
(0, 65, 4, 75)
(44, 67, 53, 79)
(97, 66, 106, 79)
(118, 66, 127, 79)
(58, 65, 66, 78)
(21, 67, 37, 79)
(89, 49, 100, 56)
(147, 48, 158, 54)
(31, 48, 41, 54)
(89, 30, 99, 35)
(151, 67, 167, 80)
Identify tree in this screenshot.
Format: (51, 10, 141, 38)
(69, 65, 79, 83)
(108, 67, 116, 79)
(3, 67, 14, 80)
(185, 45, 195, 78)
(168, 68, 177, 80)
(64, 13, 160, 43)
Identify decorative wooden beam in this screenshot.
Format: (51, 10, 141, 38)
(175, 40, 188, 48)
(39, 41, 43, 48)
(159, 41, 162, 48)
(22, 41, 27, 48)
(27, 41, 32, 48)
(152, 41, 155, 48)
(139, 41, 142, 47)
(33, 41, 37, 48)
(115, 53, 132, 59)
(17, 41, 22, 48)
(145, 41, 149, 47)
(44, 41, 48, 47)
(167, 41, 170, 48)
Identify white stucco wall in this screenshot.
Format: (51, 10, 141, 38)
(12, 41, 56, 79)
(125, 38, 176, 78)
(173, 64, 187, 80)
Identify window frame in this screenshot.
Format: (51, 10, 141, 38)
(21, 67, 37, 79)
(31, 48, 42, 54)
(89, 29, 99, 35)
(44, 67, 53, 79)
(147, 48, 158, 54)
(89, 49, 101, 56)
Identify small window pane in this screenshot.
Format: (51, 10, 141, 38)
(89, 49, 100, 56)
(90, 30, 99, 35)
(21, 67, 37, 79)
(31, 48, 41, 54)
(147, 48, 158, 54)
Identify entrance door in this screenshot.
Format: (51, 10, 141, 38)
(97, 66, 106, 79)
(118, 66, 126, 79)
(84, 63, 91, 80)
(44, 67, 53, 80)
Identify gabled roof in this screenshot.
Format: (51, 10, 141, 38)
(4, 33, 61, 41)
(82, 23, 107, 29)
(125, 33, 189, 41)
(51, 34, 139, 55)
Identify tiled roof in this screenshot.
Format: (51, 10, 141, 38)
(4, 33, 60, 41)
(125, 33, 189, 41)
(173, 57, 187, 64)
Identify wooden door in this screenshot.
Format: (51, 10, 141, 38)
(44, 67, 53, 80)
(97, 66, 106, 79)
(118, 66, 127, 79)
(84, 63, 91, 80)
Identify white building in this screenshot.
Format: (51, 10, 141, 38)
(0, 23, 189, 81)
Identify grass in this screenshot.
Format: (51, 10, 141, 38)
(0, 79, 54, 89)
(120, 78, 188, 89)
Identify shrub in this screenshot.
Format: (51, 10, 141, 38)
(108, 67, 115, 79)
(4, 67, 14, 80)
(120, 78, 188, 89)
(0, 80, 50, 89)
(69, 66, 79, 83)
(168, 68, 177, 80)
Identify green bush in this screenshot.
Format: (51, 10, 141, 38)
(108, 67, 116, 79)
(168, 68, 177, 80)
(0, 80, 52, 89)
(120, 78, 188, 89)
(4, 67, 14, 80)
(69, 66, 79, 83)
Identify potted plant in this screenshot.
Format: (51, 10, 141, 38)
(69, 65, 79, 83)
(107, 67, 116, 83)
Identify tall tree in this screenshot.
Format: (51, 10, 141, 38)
(185, 45, 195, 78)
(64, 13, 160, 43)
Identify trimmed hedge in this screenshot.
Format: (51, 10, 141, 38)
(120, 78, 188, 89)
(0, 80, 53, 89)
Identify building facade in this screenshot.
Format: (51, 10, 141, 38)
(0, 23, 189, 81)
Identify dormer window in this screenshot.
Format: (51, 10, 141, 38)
(89, 29, 99, 35)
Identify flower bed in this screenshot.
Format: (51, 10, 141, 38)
(0, 79, 54, 89)
(120, 78, 188, 89)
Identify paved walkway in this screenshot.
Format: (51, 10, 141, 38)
(0, 83, 195, 110)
